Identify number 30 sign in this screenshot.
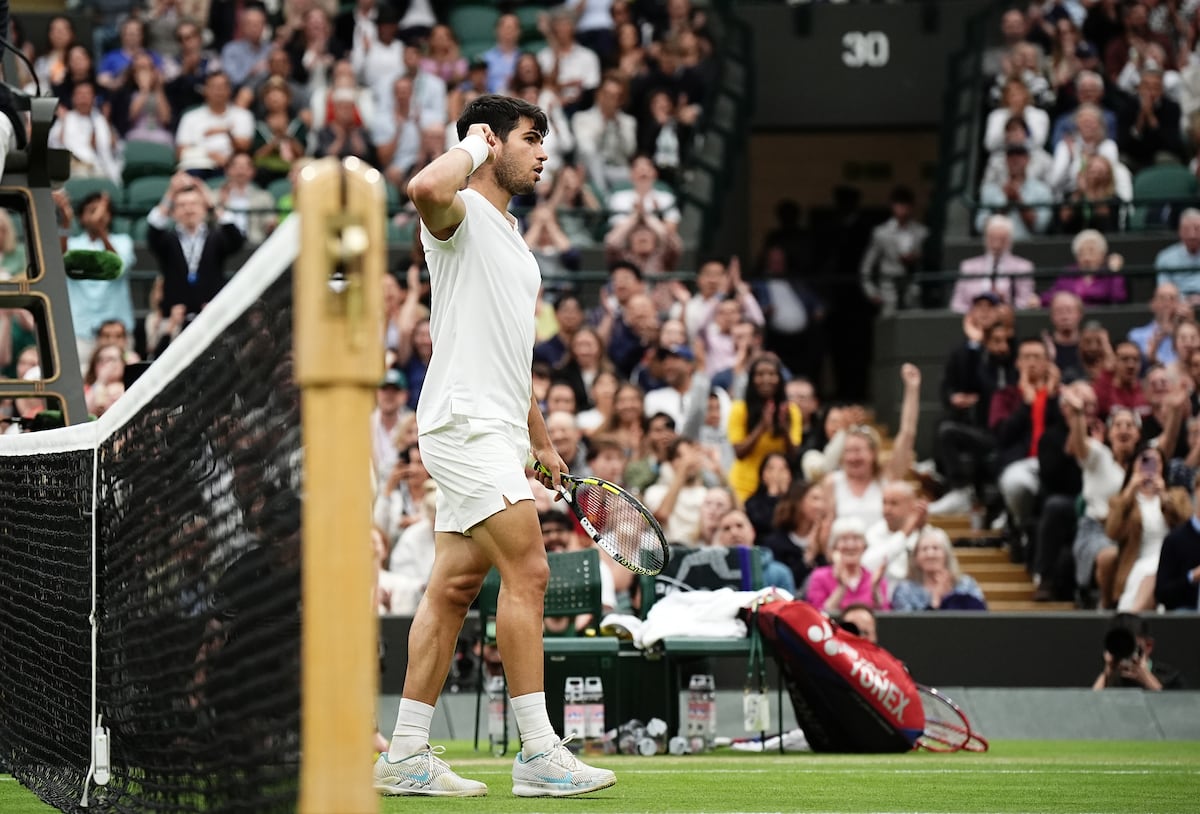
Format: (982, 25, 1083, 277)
(842, 31, 890, 68)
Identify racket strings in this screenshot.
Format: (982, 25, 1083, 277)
(916, 687, 983, 753)
(574, 483, 666, 574)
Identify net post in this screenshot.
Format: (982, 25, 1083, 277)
(294, 157, 385, 814)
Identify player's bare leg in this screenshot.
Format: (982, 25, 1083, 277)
(471, 499, 616, 797)
(374, 532, 491, 797)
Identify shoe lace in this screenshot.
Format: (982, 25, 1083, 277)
(548, 735, 584, 770)
(424, 744, 450, 770)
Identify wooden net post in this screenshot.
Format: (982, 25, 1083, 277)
(294, 157, 385, 814)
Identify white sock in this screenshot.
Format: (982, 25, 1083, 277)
(511, 691, 558, 757)
(388, 698, 434, 760)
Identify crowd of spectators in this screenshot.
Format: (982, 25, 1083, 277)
(369, 234, 994, 627)
(3, 1, 1198, 630)
(1, 0, 721, 409)
(975, 1, 1200, 238)
(929, 224, 1200, 613)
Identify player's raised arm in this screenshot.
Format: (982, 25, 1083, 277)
(406, 123, 499, 237)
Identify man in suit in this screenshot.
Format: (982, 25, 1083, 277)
(147, 171, 246, 322)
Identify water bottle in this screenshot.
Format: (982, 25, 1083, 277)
(616, 719, 644, 755)
(686, 674, 711, 753)
(583, 676, 605, 755)
(642, 717, 668, 755)
(687, 674, 716, 752)
(486, 675, 507, 755)
(563, 677, 585, 744)
(702, 674, 717, 749)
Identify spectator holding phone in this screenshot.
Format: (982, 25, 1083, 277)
(1104, 446, 1190, 611)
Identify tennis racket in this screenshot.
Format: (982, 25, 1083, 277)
(533, 461, 670, 576)
(915, 685, 989, 753)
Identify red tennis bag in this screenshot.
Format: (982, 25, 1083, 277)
(755, 600, 925, 752)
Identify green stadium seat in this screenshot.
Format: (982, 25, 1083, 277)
(709, 92, 738, 135)
(385, 181, 402, 214)
(122, 140, 177, 184)
(63, 177, 121, 209)
(387, 218, 416, 246)
(522, 38, 547, 55)
(695, 129, 726, 173)
(472, 549, 616, 753)
(124, 175, 172, 212)
(130, 217, 150, 242)
(449, 5, 501, 46)
(1129, 164, 1199, 230)
(516, 5, 544, 36)
(268, 178, 293, 202)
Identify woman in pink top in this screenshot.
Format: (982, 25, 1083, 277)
(804, 517, 889, 613)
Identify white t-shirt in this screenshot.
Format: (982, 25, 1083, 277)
(643, 477, 707, 545)
(862, 519, 918, 589)
(175, 104, 254, 170)
(643, 383, 731, 433)
(537, 45, 601, 100)
(417, 188, 541, 433)
(1081, 438, 1126, 521)
(830, 469, 884, 528)
(569, 0, 615, 32)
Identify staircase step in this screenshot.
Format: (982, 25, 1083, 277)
(954, 547, 1012, 563)
(951, 529, 1005, 544)
(981, 581, 1041, 601)
(930, 514, 973, 531)
(960, 562, 1029, 578)
(987, 599, 1077, 612)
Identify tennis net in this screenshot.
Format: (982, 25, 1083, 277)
(0, 215, 304, 813)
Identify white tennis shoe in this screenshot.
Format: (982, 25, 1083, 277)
(373, 745, 488, 797)
(511, 736, 617, 797)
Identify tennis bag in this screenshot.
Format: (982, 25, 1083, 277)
(755, 600, 924, 752)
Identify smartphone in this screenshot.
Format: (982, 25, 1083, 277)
(1140, 454, 1156, 477)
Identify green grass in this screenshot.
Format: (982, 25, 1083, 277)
(3, 741, 1199, 813)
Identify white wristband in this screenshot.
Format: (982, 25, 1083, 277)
(454, 134, 491, 174)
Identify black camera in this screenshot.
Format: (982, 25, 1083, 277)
(1104, 627, 1138, 662)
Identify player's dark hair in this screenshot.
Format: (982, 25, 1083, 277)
(456, 93, 548, 141)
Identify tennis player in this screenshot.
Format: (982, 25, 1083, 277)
(374, 95, 617, 798)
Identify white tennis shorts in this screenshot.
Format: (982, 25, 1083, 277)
(418, 415, 534, 535)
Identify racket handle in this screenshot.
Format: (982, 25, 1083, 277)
(531, 458, 573, 502)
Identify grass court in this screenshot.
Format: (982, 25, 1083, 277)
(2, 740, 1197, 813)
